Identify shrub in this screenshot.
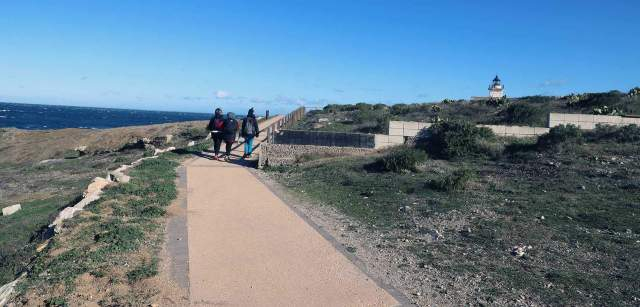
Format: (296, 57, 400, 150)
(588, 124, 640, 143)
(429, 169, 475, 192)
(537, 124, 583, 149)
(415, 121, 496, 160)
(500, 103, 545, 126)
(375, 146, 427, 172)
(373, 103, 388, 110)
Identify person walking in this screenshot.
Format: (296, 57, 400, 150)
(206, 108, 225, 160)
(222, 112, 239, 161)
(241, 108, 260, 158)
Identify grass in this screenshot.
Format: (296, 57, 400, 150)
(267, 134, 640, 305)
(0, 151, 144, 285)
(16, 154, 182, 305)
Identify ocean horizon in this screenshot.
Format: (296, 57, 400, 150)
(0, 101, 224, 130)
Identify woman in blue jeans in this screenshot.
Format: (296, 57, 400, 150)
(241, 108, 260, 158)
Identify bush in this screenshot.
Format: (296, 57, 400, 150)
(500, 103, 545, 126)
(375, 146, 426, 172)
(415, 121, 496, 160)
(537, 124, 583, 149)
(429, 169, 475, 191)
(588, 124, 640, 143)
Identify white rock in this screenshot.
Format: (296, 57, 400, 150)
(187, 141, 196, 147)
(49, 207, 83, 232)
(2, 204, 21, 216)
(165, 134, 173, 143)
(84, 177, 110, 197)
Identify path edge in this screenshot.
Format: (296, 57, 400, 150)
(248, 168, 415, 307)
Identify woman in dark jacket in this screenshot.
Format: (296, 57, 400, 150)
(206, 108, 225, 159)
(241, 108, 260, 158)
(221, 112, 239, 161)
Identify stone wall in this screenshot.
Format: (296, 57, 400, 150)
(477, 124, 549, 137)
(259, 144, 374, 168)
(273, 130, 376, 148)
(549, 113, 640, 130)
(389, 120, 548, 138)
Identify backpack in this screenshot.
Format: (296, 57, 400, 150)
(223, 118, 237, 134)
(244, 117, 256, 135)
(213, 118, 224, 130)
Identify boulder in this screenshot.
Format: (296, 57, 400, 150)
(152, 135, 172, 146)
(187, 141, 196, 147)
(2, 204, 21, 216)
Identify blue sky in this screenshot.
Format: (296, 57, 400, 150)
(1, 0, 639, 114)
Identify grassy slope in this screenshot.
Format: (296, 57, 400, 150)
(14, 149, 195, 305)
(0, 123, 211, 286)
(268, 135, 640, 305)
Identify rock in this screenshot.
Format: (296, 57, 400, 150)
(49, 207, 82, 232)
(579, 185, 586, 190)
(109, 171, 131, 184)
(74, 145, 88, 155)
(84, 177, 110, 197)
(142, 137, 151, 144)
(511, 244, 532, 257)
(540, 216, 545, 220)
(318, 118, 330, 123)
(187, 141, 196, 147)
(36, 239, 51, 252)
(154, 146, 176, 156)
(2, 204, 21, 216)
(152, 135, 173, 146)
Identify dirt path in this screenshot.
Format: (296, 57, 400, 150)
(175, 116, 402, 306)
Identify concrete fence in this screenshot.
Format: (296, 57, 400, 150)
(549, 113, 640, 130)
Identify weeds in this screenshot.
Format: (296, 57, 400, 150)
(373, 146, 426, 172)
(428, 169, 475, 191)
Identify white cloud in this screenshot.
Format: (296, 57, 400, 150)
(215, 90, 230, 99)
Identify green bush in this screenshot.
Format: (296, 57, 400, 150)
(429, 169, 475, 191)
(415, 121, 496, 160)
(537, 124, 583, 149)
(376, 146, 426, 172)
(588, 124, 640, 143)
(500, 103, 545, 126)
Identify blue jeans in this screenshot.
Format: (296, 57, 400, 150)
(244, 136, 254, 155)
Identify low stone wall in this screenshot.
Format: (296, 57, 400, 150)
(389, 120, 548, 138)
(477, 124, 549, 137)
(259, 144, 374, 168)
(273, 130, 375, 148)
(389, 121, 432, 137)
(549, 113, 640, 130)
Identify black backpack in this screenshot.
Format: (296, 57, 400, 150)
(223, 118, 237, 134)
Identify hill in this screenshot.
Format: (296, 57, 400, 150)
(292, 88, 640, 134)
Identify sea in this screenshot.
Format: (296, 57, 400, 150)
(0, 102, 213, 130)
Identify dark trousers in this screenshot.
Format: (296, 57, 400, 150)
(225, 141, 233, 156)
(212, 133, 223, 156)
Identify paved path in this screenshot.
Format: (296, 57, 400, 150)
(181, 116, 400, 306)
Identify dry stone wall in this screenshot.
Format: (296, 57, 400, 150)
(259, 144, 374, 168)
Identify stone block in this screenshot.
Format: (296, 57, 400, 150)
(388, 135, 405, 144)
(403, 129, 420, 137)
(2, 204, 21, 216)
(402, 121, 420, 130)
(389, 121, 403, 129)
(534, 127, 550, 135)
(388, 128, 404, 136)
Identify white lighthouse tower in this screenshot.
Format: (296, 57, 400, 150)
(489, 75, 505, 98)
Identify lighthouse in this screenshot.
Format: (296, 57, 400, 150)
(489, 75, 505, 98)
